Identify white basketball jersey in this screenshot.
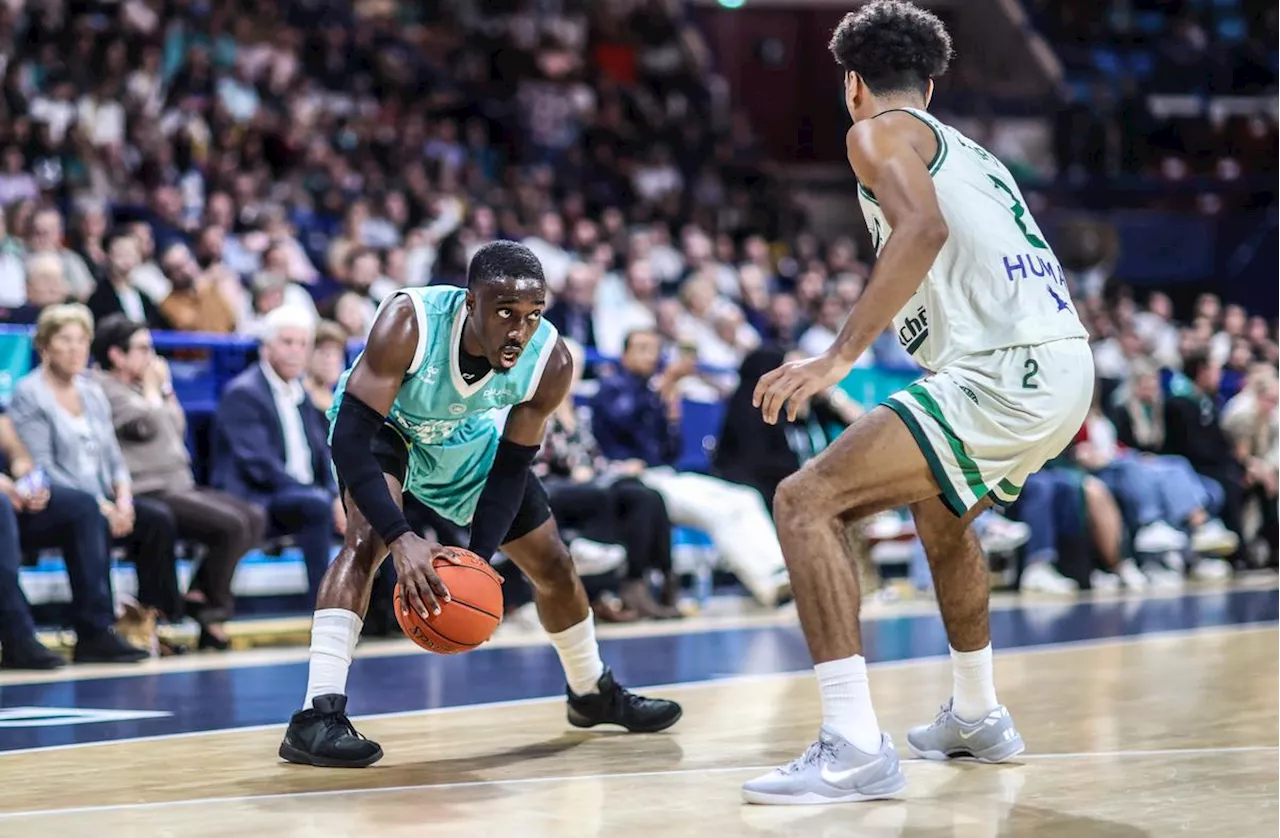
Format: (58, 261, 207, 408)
(856, 108, 1088, 372)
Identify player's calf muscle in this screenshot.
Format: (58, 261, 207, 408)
(317, 527, 389, 614)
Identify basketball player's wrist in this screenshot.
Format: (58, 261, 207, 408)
(828, 342, 863, 368)
(381, 519, 413, 549)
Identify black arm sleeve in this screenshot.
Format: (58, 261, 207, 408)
(331, 394, 412, 546)
(467, 438, 541, 559)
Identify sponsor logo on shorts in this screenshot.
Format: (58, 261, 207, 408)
(958, 384, 979, 405)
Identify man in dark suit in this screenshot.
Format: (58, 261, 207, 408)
(86, 231, 171, 331)
(211, 306, 343, 605)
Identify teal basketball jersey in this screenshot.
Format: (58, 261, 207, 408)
(328, 285, 560, 525)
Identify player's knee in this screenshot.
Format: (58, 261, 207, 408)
(522, 543, 577, 590)
(774, 472, 825, 523)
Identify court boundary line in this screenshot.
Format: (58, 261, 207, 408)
(3, 581, 1273, 687)
(0, 621, 1272, 758)
(0, 744, 1275, 820)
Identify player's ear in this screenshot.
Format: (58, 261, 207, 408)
(924, 78, 935, 107)
(465, 290, 475, 313)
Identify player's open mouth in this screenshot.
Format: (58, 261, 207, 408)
(499, 346, 522, 365)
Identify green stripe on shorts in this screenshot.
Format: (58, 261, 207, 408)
(991, 477, 1023, 503)
(905, 383, 990, 501)
(883, 399, 968, 517)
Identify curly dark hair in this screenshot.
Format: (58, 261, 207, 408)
(829, 1, 954, 96)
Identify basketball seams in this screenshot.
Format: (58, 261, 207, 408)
(448, 598, 503, 623)
(441, 561, 505, 590)
(394, 550, 503, 653)
(393, 589, 481, 651)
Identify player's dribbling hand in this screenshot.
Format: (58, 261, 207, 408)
(753, 352, 851, 425)
(390, 534, 465, 620)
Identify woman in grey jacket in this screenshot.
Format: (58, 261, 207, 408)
(9, 304, 180, 630)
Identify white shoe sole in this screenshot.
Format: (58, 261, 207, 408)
(741, 777, 907, 805)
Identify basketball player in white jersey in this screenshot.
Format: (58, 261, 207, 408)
(741, 1, 1092, 804)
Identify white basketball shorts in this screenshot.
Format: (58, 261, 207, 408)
(882, 337, 1094, 516)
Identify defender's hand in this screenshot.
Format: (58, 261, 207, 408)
(390, 535, 465, 620)
(753, 352, 851, 425)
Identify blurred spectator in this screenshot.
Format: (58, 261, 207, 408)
(0, 403, 137, 668)
(714, 347, 862, 512)
(2, 251, 69, 325)
(93, 315, 267, 650)
(545, 263, 598, 350)
(594, 258, 660, 358)
(536, 339, 681, 621)
(87, 231, 171, 330)
(304, 320, 348, 414)
(0, 209, 26, 307)
(1007, 467, 1146, 594)
(157, 242, 237, 333)
(8, 304, 173, 657)
(1163, 350, 1247, 562)
(1221, 365, 1280, 563)
(1109, 358, 1165, 452)
(123, 221, 170, 306)
(591, 329, 789, 607)
(1073, 396, 1237, 564)
(242, 269, 319, 337)
(321, 247, 379, 338)
(26, 208, 94, 301)
(210, 306, 342, 605)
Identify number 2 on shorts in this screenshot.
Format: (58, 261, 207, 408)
(1022, 358, 1039, 389)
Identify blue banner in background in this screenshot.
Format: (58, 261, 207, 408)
(0, 330, 32, 407)
(838, 367, 921, 408)
(1110, 212, 1217, 282)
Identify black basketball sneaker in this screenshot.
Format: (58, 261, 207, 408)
(279, 694, 384, 768)
(566, 669, 683, 733)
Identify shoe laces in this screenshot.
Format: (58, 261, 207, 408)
(322, 712, 367, 741)
(927, 703, 954, 729)
(609, 681, 652, 712)
(781, 739, 838, 774)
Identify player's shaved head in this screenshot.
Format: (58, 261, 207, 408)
(829, 0, 953, 96)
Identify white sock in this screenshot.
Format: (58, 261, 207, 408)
(950, 644, 999, 722)
(548, 616, 606, 696)
(815, 655, 881, 753)
(302, 609, 362, 709)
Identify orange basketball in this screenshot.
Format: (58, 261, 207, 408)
(394, 548, 503, 655)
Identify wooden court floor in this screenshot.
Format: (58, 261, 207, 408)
(0, 625, 1274, 837)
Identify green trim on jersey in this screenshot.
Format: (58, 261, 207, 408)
(857, 108, 949, 204)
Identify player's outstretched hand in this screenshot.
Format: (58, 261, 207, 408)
(753, 352, 851, 425)
(389, 534, 466, 620)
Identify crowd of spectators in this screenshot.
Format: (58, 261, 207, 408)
(0, 0, 1274, 667)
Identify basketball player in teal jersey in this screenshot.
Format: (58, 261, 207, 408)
(279, 241, 681, 768)
(741, 1, 1093, 804)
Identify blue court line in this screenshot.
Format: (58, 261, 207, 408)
(0, 587, 1274, 753)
